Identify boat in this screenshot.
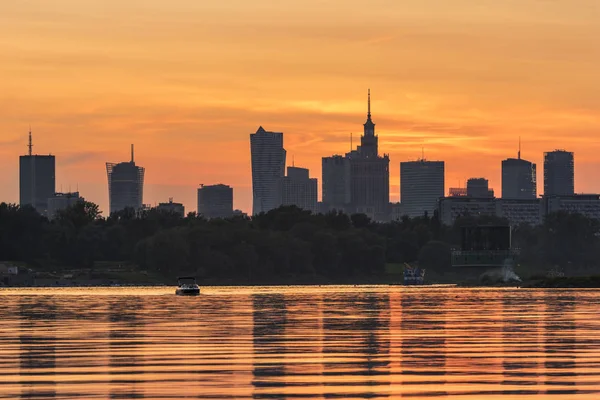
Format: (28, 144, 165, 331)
(403, 263, 425, 285)
(175, 276, 200, 296)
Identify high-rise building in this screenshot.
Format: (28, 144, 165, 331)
(400, 159, 444, 218)
(544, 150, 574, 196)
(106, 145, 145, 214)
(157, 198, 185, 217)
(322, 155, 350, 212)
(346, 90, 390, 221)
(502, 144, 537, 199)
(282, 166, 318, 213)
(47, 192, 81, 220)
(198, 184, 233, 219)
(466, 178, 494, 198)
(250, 126, 286, 215)
(19, 130, 55, 216)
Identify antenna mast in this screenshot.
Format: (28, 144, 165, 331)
(518, 137, 521, 160)
(131, 144, 134, 163)
(28, 126, 33, 156)
(350, 132, 353, 152)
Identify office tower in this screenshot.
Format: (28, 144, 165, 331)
(466, 178, 494, 198)
(400, 159, 445, 218)
(544, 150, 574, 196)
(250, 126, 286, 215)
(19, 130, 55, 216)
(106, 145, 145, 214)
(157, 198, 185, 217)
(47, 192, 81, 220)
(322, 155, 351, 212)
(282, 166, 318, 213)
(501, 143, 537, 199)
(197, 184, 233, 219)
(346, 90, 390, 221)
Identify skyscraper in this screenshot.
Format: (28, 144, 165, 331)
(322, 155, 350, 212)
(106, 145, 145, 214)
(250, 126, 286, 215)
(282, 166, 318, 213)
(544, 150, 574, 196)
(501, 144, 537, 199)
(198, 184, 233, 219)
(400, 159, 445, 218)
(19, 130, 55, 216)
(346, 90, 390, 221)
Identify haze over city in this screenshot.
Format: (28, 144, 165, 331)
(2, 0, 600, 215)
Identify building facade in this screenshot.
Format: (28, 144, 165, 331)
(400, 159, 444, 218)
(501, 156, 537, 199)
(346, 90, 390, 221)
(47, 192, 81, 220)
(543, 194, 600, 220)
(157, 198, 185, 217)
(19, 133, 56, 216)
(282, 167, 318, 213)
(198, 184, 233, 219)
(544, 150, 574, 196)
(106, 145, 145, 214)
(466, 178, 494, 198)
(322, 155, 351, 212)
(438, 197, 497, 226)
(495, 198, 542, 226)
(250, 126, 286, 215)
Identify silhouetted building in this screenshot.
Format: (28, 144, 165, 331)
(390, 202, 403, 221)
(438, 197, 496, 225)
(449, 187, 467, 197)
(106, 145, 145, 214)
(47, 192, 81, 220)
(322, 155, 351, 212)
(282, 166, 318, 213)
(198, 184, 233, 219)
(346, 90, 390, 221)
(19, 130, 55, 216)
(400, 159, 444, 218)
(544, 150, 574, 196)
(496, 198, 542, 226)
(157, 198, 185, 217)
(467, 178, 494, 198)
(502, 149, 537, 199)
(250, 126, 286, 215)
(542, 194, 600, 220)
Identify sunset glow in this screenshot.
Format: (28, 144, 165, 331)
(2, 0, 600, 214)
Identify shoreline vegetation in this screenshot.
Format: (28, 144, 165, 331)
(2, 202, 600, 289)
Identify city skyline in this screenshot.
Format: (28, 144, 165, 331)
(2, 1, 600, 214)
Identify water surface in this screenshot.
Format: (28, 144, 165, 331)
(1, 286, 599, 399)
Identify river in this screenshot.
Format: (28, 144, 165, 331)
(0, 286, 599, 399)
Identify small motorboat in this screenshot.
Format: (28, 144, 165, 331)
(175, 276, 200, 296)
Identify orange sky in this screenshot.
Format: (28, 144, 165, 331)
(1, 0, 600, 215)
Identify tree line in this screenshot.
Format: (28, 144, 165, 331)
(1, 201, 599, 282)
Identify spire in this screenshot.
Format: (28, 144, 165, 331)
(518, 136, 521, 160)
(131, 144, 134, 163)
(28, 126, 33, 156)
(367, 88, 371, 119)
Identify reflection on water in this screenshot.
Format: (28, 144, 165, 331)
(1, 286, 600, 399)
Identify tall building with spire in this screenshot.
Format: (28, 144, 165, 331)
(250, 126, 286, 215)
(345, 90, 390, 221)
(106, 145, 145, 214)
(19, 129, 56, 216)
(501, 140, 537, 199)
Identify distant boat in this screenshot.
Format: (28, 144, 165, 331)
(175, 276, 200, 296)
(403, 264, 425, 285)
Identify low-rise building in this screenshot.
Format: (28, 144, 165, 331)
(157, 198, 185, 217)
(47, 192, 82, 220)
(543, 194, 600, 220)
(198, 184, 234, 219)
(496, 198, 542, 226)
(439, 197, 497, 226)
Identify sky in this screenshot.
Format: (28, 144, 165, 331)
(1, 0, 600, 215)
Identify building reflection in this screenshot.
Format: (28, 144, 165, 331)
(501, 291, 542, 394)
(322, 292, 390, 399)
(543, 292, 578, 395)
(108, 298, 145, 399)
(18, 298, 57, 399)
(252, 293, 288, 399)
(400, 290, 446, 397)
